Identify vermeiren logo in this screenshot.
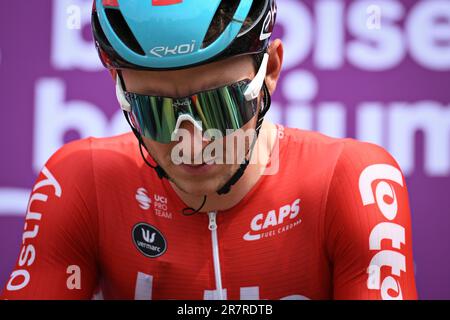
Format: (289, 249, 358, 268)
(243, 198, 301, 241)
(152, 0, 183, 6)
(132, 223, 167, 258)
(136, 187, 151, 210)
(142, 229, 156, 243)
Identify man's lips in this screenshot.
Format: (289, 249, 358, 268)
(179, 162, 216, 174)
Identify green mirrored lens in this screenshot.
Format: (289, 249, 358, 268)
(126, 80, 258, 143)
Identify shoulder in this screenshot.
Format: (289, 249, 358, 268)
(40, 132, 140, 191)
(278, 126, 404, 205)
(282, 126, 343, 147)
(334, 138, 402, 181)
(54, 132, 138, 157)
(281, 126, 399, 170)
(46, 132, 138, 168)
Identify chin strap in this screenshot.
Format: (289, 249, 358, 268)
(123, 110, 169, 180)
(182, 195, 207, 216)
(119, 71, 205, 215)
(138, 140, 169, 180)
(125, 111, 207, 215)
(216, 81, 271, 195)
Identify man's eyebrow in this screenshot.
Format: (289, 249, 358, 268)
(202, 77, 251, 92)
(199, 80, 232, 92)
(137, 77, 251, 98)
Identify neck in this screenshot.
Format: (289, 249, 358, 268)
(170, 121, 278, 213)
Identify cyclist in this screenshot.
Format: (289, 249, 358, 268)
(1, 0, 417, 299)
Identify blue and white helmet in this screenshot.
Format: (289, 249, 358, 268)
(92, 0, 277, 70)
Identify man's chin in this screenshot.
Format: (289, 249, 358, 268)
(164, 163, 239, 196)
(171, 178, 221, 196)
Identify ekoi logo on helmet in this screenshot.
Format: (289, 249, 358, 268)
(150, 41, 197, 58)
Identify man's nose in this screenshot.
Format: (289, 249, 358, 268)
(176, 119, 210, 159)
(177, 118, 206, 140)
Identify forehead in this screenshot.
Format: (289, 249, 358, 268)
(121, 55, 255, 97)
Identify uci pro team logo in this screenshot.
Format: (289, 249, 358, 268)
(132, 223, 167, 258)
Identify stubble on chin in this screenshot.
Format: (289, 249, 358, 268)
(143, 141, 242, 195)
(170, 163, 239, 196)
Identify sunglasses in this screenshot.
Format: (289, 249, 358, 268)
(116, 53, 269, 144)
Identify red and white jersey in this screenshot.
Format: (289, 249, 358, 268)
(1, 126, 417, 300)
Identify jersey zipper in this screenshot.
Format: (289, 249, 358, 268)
(208, 211, 224, 300)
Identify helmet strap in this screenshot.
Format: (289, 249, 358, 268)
(216, 80, 272, 195)
(118, 70, 169, 180)
(123, 110, 169, 180)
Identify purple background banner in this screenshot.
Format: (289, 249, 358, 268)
(1, 0, 449, 299)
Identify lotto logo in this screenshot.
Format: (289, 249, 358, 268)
(359, 164, 407, 300)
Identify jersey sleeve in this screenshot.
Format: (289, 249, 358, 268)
(1, 138, 99, 300)
(324, 140, 417, 300)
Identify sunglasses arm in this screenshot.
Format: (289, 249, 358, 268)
(116, 75, 132, 112)
(244, 53, 269, 101)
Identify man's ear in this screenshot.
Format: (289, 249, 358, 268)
(109, 69, 117, 81)
(265, 39, 284, 95)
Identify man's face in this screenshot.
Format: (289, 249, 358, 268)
(121, 55, 258, 196)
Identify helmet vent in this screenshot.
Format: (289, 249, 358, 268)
(238, 0, 268, 36)
(202, 0, 240, 49)
(105, 8, 146, 56)
(92, 11, 110, 47)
